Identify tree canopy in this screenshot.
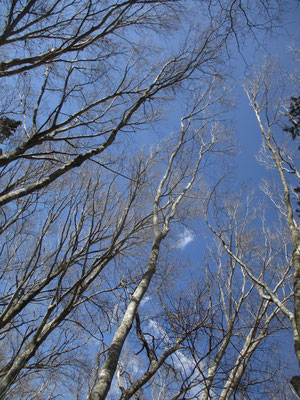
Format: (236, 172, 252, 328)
(0, 1, 299, 399)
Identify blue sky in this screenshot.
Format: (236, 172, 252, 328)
(0, 2, 299, 398)
(174, 3, 300, 253)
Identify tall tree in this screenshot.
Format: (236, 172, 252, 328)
(228, 61, 300, 395)
(0, 1, 295, 399)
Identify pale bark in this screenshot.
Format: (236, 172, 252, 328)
(246, 89, 300, 364)
(88, 109, 206, 399)
(88, 237, 162, 400)
(0, 2, 291, 398)
(219, 303, 281, 399)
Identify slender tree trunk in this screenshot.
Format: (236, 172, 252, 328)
(88, 236, 162, 400)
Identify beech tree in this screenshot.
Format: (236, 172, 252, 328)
(242, 62, 300, 395)
(0, 1, 296, 399)
(204, 188, 294, 399)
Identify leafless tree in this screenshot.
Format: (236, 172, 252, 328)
(102, 187, 294, 399)
(203, 190, 294, 399)
(201, 58, 299, 397)
(242, 60, 300, 393)
(247, 67, 299, 307)
(0, 1, 294, 399)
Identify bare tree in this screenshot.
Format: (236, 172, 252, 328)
(106, 189, 294, 399)
(200, 59, 298, 397)
(0, 75, 232, 398)
(0, 1, 294, 399)
(203, 189, 294, 399)
(242, 61, 300, 394)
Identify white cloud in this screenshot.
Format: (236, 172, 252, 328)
(140, 296, 151, 306)
(176, 228, 194, 249)
(148, 319, 167, 339)
(146, 318, 205, 396)
(147, 320, 195, 373)
(173, 350, 194, 371)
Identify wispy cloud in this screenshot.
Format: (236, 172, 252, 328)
(148, 319, 169, 342)
(147, 319, 199, 374)
(176, 228, 194, 249)
(140, 296, 150, 306)
(147, 318, 205, 396)
(173, 349, 194, 371)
